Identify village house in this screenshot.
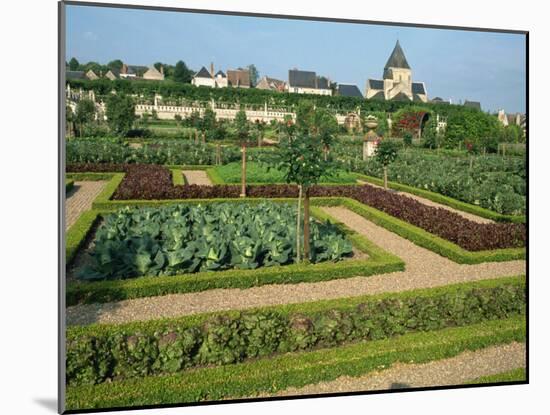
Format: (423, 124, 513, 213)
(256, 76, 287, 92)
(366, 40, 428, 102)
(142, 65, 165, 81)
(227, 68, 251, 88)
(497, 109, 526, 130)
(192, 66, 216, 87)
(287, 69, 332, 95)
(104, 69, 120, 80)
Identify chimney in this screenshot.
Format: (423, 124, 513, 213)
(210, 62, 214, 78)
(160, 65, 164, 75)
(121, 63, 128, 75)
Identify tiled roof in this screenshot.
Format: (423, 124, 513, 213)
(412, 82, 426, 95)
(384, 40, 410, 69)
(338, 84, 363, 98)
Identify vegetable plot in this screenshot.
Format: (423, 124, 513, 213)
(77, 203, 353, 281)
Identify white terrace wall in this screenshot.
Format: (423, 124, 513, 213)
(135, 103, 297, 123)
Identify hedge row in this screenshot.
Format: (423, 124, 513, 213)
(66, 210, 101, 264)
(65, 316, 526, 411)
(353, 173, 526, 224)
(106, 165, 525, 252)
(65, 179, 74, 193)
(66, 172, 115, 181)
(66, 277, 525, 386)
(65, 206, 404, 305)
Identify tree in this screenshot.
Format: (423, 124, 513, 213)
(69, 57, 80, 71)
(374, 140, 399, 189)
(248, 64, 259, 87)
(314, 108, 338, 160)
(107, 59, 123, 72)
(235, 110, 250, 197)
(255, 120, 266, 147)
(173, 60, 193, 83)
(295, 100, 315, 134)
(105, 94, 135, 136)
(202, 108, 217, 139)
(274, 133, 334, 262)
(75, 99, 96, 137)
(174, 114, 182, 125)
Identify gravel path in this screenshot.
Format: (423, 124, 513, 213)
(66, 206, 525, 326)
(256, 342, 526, 397)
(356, 180, 494, 224)
(182, 170, 212, 186)
(66, 181, 106, 230)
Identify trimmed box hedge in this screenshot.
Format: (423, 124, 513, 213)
(66, 205, 404, 305)
(66, 276, 525, 387)
(66, 210, 102, 264)
(65, 179, 74, 193)
(353, 173, 526, 224)
(65, 315, 526, 410)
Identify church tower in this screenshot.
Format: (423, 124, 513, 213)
(365, 40, 428, 102)
(383, 40, 413, 100)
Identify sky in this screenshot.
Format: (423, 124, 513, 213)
(66, 4, 527, 113)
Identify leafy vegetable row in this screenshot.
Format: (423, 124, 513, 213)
(76, 202, 353, 281)
(66, 282, 525, 386)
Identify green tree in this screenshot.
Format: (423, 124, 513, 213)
(173, 60, 193, 83)
(375, 140, 399, 189)
(235, 110, 250, 196)
(107, 59, 123, 72)
(314, 108, 338, 160)
(247, 64, 259, 87)
(68, 57, 80, 71)
(296, 100, 315, 134)
(105, 94, 135, 136)
(75, 99, 96, 137)
(274, 133, 334, 262)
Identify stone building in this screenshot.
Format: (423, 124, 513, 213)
(227, 68, 251, 88)
(365, 40, 428, 102)
(192, 66, 217, 88)
(287, 69, 332, 95)
(256, 76, 287, 91)
(143, 65, 165, 81)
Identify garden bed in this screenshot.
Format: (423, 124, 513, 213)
(65, 204, 403, 305)
(66, 276, 525, 387)
(207, 161, 358, 185)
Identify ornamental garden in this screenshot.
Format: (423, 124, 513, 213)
(64, 80, 527, 411)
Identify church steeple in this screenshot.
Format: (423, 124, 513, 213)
(384, 40, 410, 70)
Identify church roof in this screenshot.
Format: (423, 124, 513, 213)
(384, 40, 410, 70)
(368, 79, 384, 90)
(412, 82, 426, 95)
(391, 92, 413, 102)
